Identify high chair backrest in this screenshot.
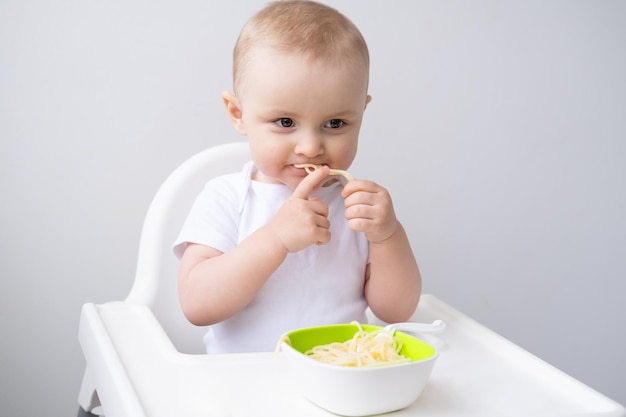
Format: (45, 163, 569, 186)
(126, 142, 251, 354)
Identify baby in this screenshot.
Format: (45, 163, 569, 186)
(174, 0, 421, 354)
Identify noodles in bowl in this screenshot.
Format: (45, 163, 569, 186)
(302, 322, 411, 367)
(279, 322, 439, 416)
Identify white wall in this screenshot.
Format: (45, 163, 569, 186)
(1, 1, 624, 415)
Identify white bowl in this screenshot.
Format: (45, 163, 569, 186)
(280, 323, 438, 416)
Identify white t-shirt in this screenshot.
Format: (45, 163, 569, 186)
(173, 161, 369, 353)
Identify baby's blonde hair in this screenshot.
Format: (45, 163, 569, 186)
(232, 0, 370, 94)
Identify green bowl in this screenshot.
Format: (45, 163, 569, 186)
(280, 323, 439, 416)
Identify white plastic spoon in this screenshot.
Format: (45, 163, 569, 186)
(381, 320, 446, 336)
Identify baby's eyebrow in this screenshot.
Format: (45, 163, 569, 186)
(326, 110, 358, 120)
(259, 108, 296, 119)
(259, 108, 359, 121)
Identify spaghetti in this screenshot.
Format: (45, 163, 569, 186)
(303, 322, 410, 367)
(294, 163, 355, 182)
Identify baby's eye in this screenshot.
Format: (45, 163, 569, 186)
(275, 118, 295, 128)
(325, 119, 344, 129)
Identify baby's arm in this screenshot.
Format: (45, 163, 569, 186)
(177, 167, 331, 326)
(342, 180, 422, 323)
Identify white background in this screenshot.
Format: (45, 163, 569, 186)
(1, 1, 624, 415)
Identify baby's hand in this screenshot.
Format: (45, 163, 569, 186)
(342, 180, 398, 244)
(269, 166, 331, 252)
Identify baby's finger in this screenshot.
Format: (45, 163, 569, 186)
(341, 179, 378, 198)
(292, 165, 329, 199)
(309, 198, 329, 217)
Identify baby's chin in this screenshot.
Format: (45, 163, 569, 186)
(251, 169, 281, 184)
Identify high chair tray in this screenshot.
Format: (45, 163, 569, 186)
(78, 295, 624, 417)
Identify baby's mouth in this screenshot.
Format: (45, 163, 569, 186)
(294, 163, 355, 182)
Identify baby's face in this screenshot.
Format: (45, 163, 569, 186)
(235, 48, 370, 190)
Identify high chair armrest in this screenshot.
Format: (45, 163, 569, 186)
(78, 302, 160, 417)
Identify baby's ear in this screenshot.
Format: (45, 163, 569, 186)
(364, 94, 372, 110)
(221, 91, 246, 135)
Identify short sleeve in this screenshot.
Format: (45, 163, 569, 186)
(172, 172, 245, 259)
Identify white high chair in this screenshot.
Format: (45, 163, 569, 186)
(77, 142, 624, 417)
(77, 142, 251, 415)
